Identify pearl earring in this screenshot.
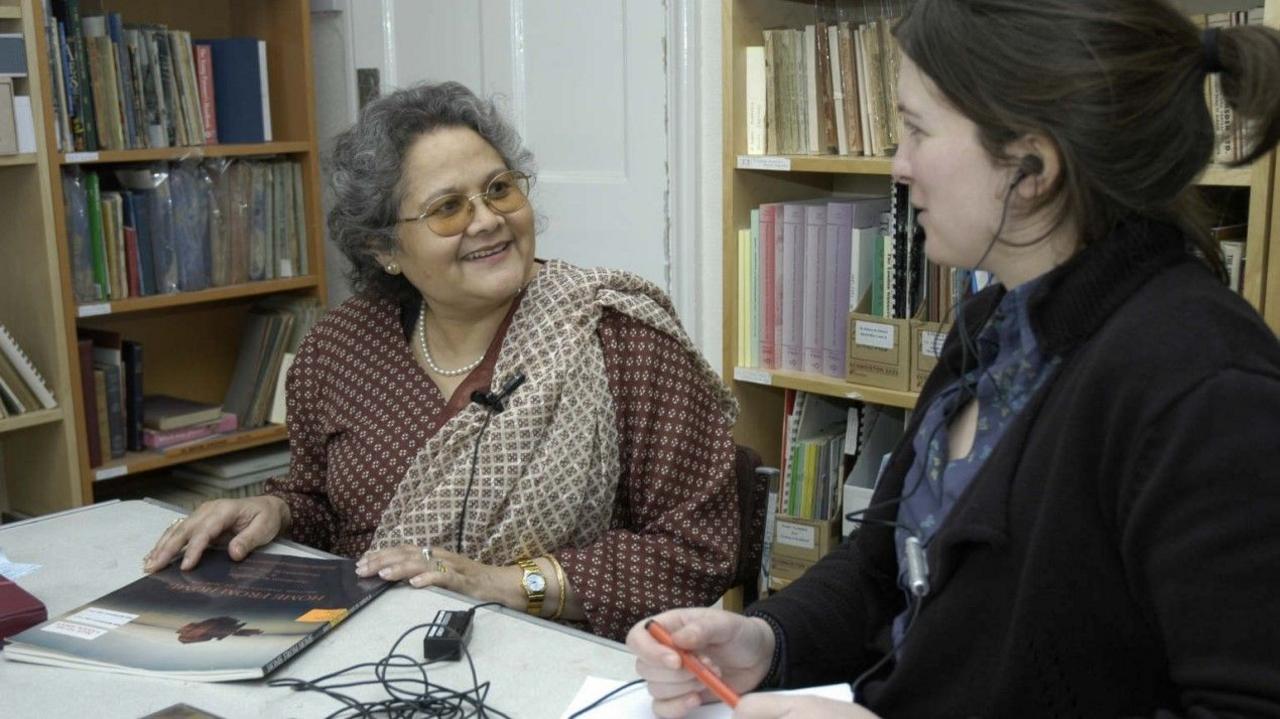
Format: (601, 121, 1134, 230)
(384, 262, 401, 275)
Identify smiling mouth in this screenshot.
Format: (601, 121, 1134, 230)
(462, 241, 511, 261)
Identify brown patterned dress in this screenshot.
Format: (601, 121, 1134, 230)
(265, 285, 739, 640)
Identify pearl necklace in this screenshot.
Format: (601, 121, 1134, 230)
(418, 301, 485, 377)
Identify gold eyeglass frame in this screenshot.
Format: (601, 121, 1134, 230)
(396, 170, 533, 236)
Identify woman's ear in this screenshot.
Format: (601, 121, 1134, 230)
(1007, 134, 1061, 199)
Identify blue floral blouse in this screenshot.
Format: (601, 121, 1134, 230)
(891, 278, 1060, 647)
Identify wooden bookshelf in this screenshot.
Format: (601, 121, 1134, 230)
(59, 141, 313, 166)
(724, 0, 1280, 477)
(91, 424, 287, 480)
(732, 367, 918, 409)
(0, 153, 37, 166)
(0, 409, 63, 436)
(0, 0, 327, 517)
(75, 277, 319, 318)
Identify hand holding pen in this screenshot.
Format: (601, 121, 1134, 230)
(625, 608, 777, 718)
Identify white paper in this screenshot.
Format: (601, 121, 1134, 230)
(0, 549, 40, 580)
(560, 677, 853, 718)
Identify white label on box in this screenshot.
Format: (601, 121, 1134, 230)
(855, 320, 895, 350)
(733, 367, 773, 386)
(69, 607, 137, 629)
(77, 302, 112, 317)
(921, 331, 945, 359)
(736, 155, 792, 171)
(775, 521, 817, 550)
(41, 620, 109, 640)
(64, 151, 100, 163)
(94, 466, 128, 481)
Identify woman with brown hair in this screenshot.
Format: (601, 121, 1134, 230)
(628, 1, 1280, 716)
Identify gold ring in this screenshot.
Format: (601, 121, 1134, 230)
(167, 518, 184, 529)
(421, 546, 432, 561)
(435, 559, 447, 573)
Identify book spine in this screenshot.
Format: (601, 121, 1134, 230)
(76, 338, 101, 466)
(194, 43, 217, 143)
(801, 205, 825, 374)
(780, 204, 808, 371)
(122, 341, 144, 452)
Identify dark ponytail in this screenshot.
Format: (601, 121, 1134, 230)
(1217, 23, 1280, 166)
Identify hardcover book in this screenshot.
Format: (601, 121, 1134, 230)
(2, 549, 388, 681)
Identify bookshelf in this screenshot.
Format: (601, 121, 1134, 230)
(0, 0, 326, 518)
(721, 0, 1280, 503)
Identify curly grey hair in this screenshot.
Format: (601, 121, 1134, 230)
(327, 81, 536, 304)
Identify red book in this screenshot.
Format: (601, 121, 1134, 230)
(194, 44, 218, 144)
(77, 338, 102, 467)
(123, 226, 141, 298)
(0, 575, 47, 642)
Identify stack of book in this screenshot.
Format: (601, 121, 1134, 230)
(142, 394, 233, 451)
(0, 324, 58, 419)
(62, 158, 309, 304)
(170, 443, 289, 505)
(43, 2, 273, 152)
(743, 10, 903, 157)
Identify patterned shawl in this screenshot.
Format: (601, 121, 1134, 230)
(371, 260, 737, 564)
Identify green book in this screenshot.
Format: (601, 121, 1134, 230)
(85, 170, 108, 300)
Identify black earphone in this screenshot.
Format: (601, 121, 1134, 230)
(1012, 154, 1044, 187)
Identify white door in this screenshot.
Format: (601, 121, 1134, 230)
(345, 0, 671, 289)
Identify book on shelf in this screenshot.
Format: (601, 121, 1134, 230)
(185, 443, 289, 478)
(201, 37, 271, 144)
(0, 77, 17, 155)
(143, 411, 237, 450)
(0, 324, 57, 410)
(63, 158, 309, 303)
(755, 12, 900, 158)
(2, 548, 390, 681)
(143, 394, 223, 431)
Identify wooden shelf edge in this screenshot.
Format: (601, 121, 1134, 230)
(0, 408, 63, 435)
(1198, 165, 1253, 187)
(75, 276, 319, 317)
(60, 141, 312, 165)
(732, 367, 919, 409)
(736, 154, 895, 175)
(0, 6, 20, 19)
(92, 424, 288, 480)
(0, 153, 37, 166)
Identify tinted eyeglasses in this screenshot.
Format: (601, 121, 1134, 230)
(397, 170, 532, 237)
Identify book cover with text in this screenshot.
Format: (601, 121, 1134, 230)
(3, 549, 388, 681)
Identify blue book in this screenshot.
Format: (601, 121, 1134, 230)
(202, 38, 270, 144)
(122, 191, 155, 295)
(121, 340, 144, 452)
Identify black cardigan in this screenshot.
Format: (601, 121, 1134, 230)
(749, 218, 1280, 717)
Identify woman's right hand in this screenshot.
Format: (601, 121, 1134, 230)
(626, 608, 776, 719)
(142, 495, 291, 573)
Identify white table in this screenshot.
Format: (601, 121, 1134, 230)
(0, 500, 639, 718)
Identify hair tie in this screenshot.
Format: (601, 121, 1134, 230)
(1202, 27, 1226, 74)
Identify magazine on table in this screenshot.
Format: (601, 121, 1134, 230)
(2, 548, 388, 681)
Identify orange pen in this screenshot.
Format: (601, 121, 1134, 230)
(645, 619, 742, 708)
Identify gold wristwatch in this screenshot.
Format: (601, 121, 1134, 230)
(516, 558, 546, 616)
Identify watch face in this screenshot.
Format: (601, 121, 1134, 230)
(526, 573, 546, 593)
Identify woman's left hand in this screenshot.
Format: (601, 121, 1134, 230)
(356, 544, 525, 609)
(733, 695, 881, 719)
